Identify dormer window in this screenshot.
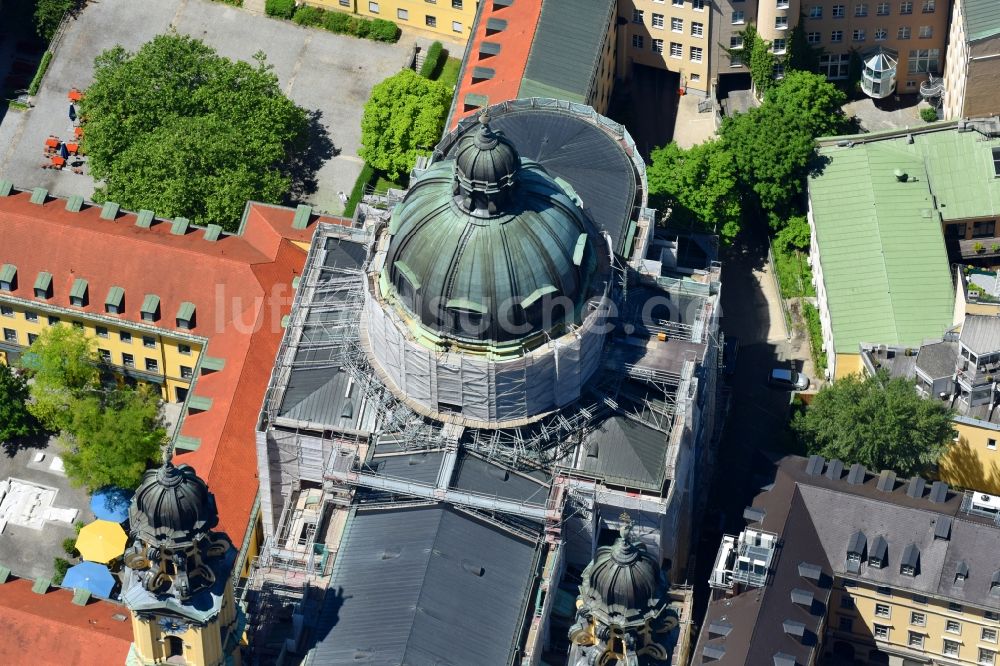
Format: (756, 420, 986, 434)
(141, 294, 161, 322)
(869, 535, 888, 569)
(846, 531, 867, 573)
(955, 560, 969, 585)
(69, 278, 88, 307)
(34, 272, 52, 299)
(900, 543, 920, 577)
(0, 264, 16, 292)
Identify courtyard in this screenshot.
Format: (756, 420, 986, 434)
(0, 0, 412, 216)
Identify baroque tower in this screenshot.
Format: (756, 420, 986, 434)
(122, 462, 243, 666)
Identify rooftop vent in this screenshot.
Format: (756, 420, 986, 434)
(847, 463, 866, 485)
(0, 180, 12, 196)
(790, 588, 814, 607)
(894, 168, 908, 182)
(292, 204, 311, 230)
(934, 515, 952, 540)
(774, 653, 798, 666)
(30, 188, 47, 205)
(743, 506, 766, 523)
(782, 619, 806, 638)
(31, 577, 51, 594)
(708, 620, 733, 637)
(929, 481, 948, 503)
(907, 476, 926, 498)
(493, 0, 514, 7)
(702, 644, 725, 661)
(170, 216, 190, 235)
(472, 66, 496, 83)
(100, 201, 119, 220)
(204, 224, 223, 241)
(869, 535, 888, 568)
(798, 562, 822, 581)
(876, 469, 896, 492)
(135, 209, 154, 228)
(825, 459, 844, 480)
(461, 560, 485, 577)
(805, 455, 824, 476)
(479, 41, 501, 58)
(486, 17, 507, 33)
(65, 195, 84, 212)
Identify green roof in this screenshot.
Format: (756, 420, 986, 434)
(69, 278, 88, 299)
(810, 137, 956, 353)
(518, 0, 616, 104)
(174, 435, 201, 452)
(920, 129, 1000, 220)
(200, 356, 225, 372)
(187, 395, 213, 412)
(964, 0, 1000, 41)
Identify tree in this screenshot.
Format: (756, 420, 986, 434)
(59, 385, 164, 491)
(19, 326, 99, 432)
(34, 0, 75, 41)
(0, 363, 39, 443)
(81, 35, 308, 231)
(792, 371, 955, 476)
(742, 25, 775, 98)
(774, 214, 811, 251)
(785, 15, 821, 73)
(765, 70, 847, 138)
(360, 69, 452, 179)
(648, 140, 742, 243)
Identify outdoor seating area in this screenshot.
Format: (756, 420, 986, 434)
(61, 487, 133, 599)
(38, 89, 85, 174)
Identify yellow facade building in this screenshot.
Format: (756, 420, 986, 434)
(304, 0, 480, 41)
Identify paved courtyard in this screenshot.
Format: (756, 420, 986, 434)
(0, 0, 412, 216)
(0, 441, 94, 581)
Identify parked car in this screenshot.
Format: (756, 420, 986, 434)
(767, 367, 809, 391)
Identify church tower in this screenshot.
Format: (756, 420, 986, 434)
(568, 517, 678, 666)
(122, 461, 243, 666)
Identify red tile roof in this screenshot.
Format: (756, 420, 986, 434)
(449, 0, 543, 129)
(0, 193, 348, 544)
(0, 578, 133, 665)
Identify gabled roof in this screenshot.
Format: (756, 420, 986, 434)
(577, 415, 668, 491)
(959, 314, 1000, 355)
(0, 578, 132, 665)
(963, 0, 1000, 41)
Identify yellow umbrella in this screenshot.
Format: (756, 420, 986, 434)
(75, 519, 128, 563)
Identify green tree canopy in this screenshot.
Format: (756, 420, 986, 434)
(0, 363, 39, 443)
(59, 385, 165, 491)
(742, 25, 775, 98)
(785, 15, 822, 73)
(792, 371, 955, 476)
(34, 0, 75, 40)
(81, 34, 308, 231)
(764, 70, 847, 138)
(359, 69, 452, 179)
(648, 140, 742, 244)
(20, 326, 99, 432)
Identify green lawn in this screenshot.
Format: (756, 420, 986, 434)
(437, 57, 461, 89)
(374, 173, 407, 192)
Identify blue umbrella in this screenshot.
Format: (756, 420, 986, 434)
(90, 487, 133, 523)
(62, 561, 115, 598)
(59, 142, 69, 160)
(68, 104, 76, 122)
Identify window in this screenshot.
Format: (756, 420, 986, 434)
(908, 48, 940, 73)
(874, 624, 890, 640)
(673, 0, 683, 5)
(807, 31, 821, 43)
(732, 10, 745, 23)
(368, 1, 378, 12)
(912, 594, 928, 604)
(839, 617, 853, 632)
(910, 611, 926, 626)
(452, 20, 462, 32)
(180, 365, 193, 380)
(690, 46, 703, 62)
(809, 5, 822, 17)
(989, 438, 997, 450)
(692, 0, 704, 8)
(120, 331, 132, 343)
(397, 8, 408, 19)
(900, 0, 912, 12)
(875, 28, 887, 40)
(731, 35, 744, 48)
(0, 306, 12, 317)
(690, 73, 701, 82)
(855, 2, 868, 16)
(339, 0, 349, 5)
(821, 52, 849, 77)
(842, 579, 858, 588)
(178, 343, 191, 355)
(983, 628, 998, 644)
(973, 220, 995, 237)
(947, 620, 962, 634)
(122, 353, 134, 368)
(425, 15, 436, 27)
(691, 21, 703, 36)
(452, 0, 462, 7)
(898, 25, 911, 38)
(840, 595, 855, 609)
(877, 1, 890, 13)
(919, 25, 932, 38)
(24, 311, 37, 322)
(730, 52, 744, 66)
(632, 9, 644, 23)
(3, 328, 17, 343)
(831, 30, 844, 42)
(96, 326, 108, 338)
(143, 336, 156, 349)
(921, 0, 934, 11)
(944, 640, 961, 657)
(908, 631, 925, 648)
(654, 38, 666, 54)
(980, 649, 997, 666)
(777, 0, 789, 7)
(652, 13, 664, 28)
(774, 63, 785, 78)
(875, 603, 891, 618)
(145, 358, 158, 372)
(669, 41, 681, 57)
(876, 586, 892, 597)
(671, 17, 683, 32)
(27, 333, 37, 345)
(72, 321, 83, 330)
(98, 349, 111, 362)
(632, 34, 644, 48)
(833, 4, 845, 17)
(987, 611, 1000, 622)
(949, 601, 963, 612)
(773, 38, 786, 52)
(853, 28, 866, 41)
(775, 16, 788, 29)
(47, 315, 59, 326)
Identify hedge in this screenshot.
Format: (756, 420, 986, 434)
(265, 0, 295, 19)
(419, 41, 444, 79)
(344, 162, 376, 218)
(292, 5, 324, 25)
(802, 302, 827, 373)
(28, 51, 53, 96)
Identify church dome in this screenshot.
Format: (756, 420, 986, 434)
(130, 462, 217, 546)
(381, 115, 603, 349)
(586, 532, 663, 613)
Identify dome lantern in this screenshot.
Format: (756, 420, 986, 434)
(453, 110, 520, 214)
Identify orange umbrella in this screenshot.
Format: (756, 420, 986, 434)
(75, 520, 128, 563)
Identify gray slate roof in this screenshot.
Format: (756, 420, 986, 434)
(577, 416, 668, 492)
(519, 0, 617, 104)
(307, 505, 541, 666)
(451, 451, 550, 505)
(960, 314, 1000, 356)
(914, 340, 958, 380)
